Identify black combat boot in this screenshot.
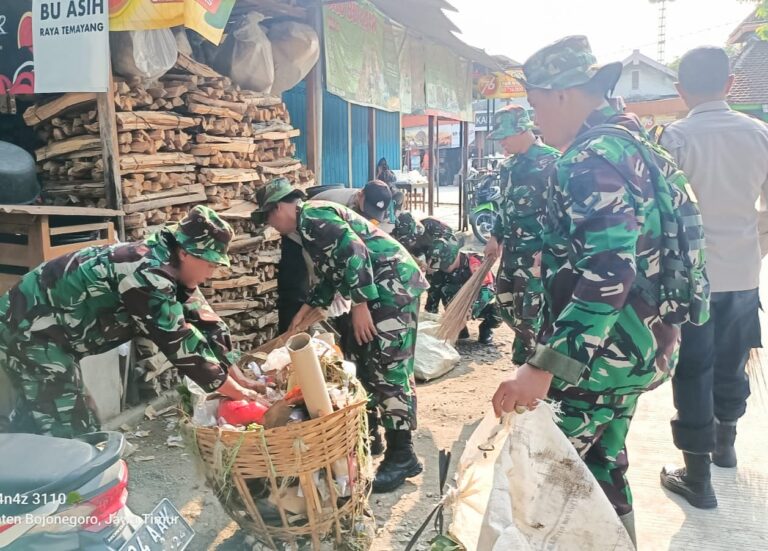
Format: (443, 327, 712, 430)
(458, 327, 470, 340)
(660, 452, 717, 509)
(368, 411, 384, 456)
(712, 419, 737, 468)
(372, 430, 423, 493)
(478, 321, 494, 345)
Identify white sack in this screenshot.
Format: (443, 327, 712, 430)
(267, 21, 320, 95)
(447, 407, 634, 551)
(414, 319, 460, 382)
(211, 12, 274, 93)
(111, 29, 178, 81)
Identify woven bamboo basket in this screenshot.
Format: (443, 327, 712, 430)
(182, 357, 371, 551)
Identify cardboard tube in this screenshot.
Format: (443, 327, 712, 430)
(286, 333, 334, 418)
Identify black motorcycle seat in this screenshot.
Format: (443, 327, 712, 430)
(0, 433, 96, 495)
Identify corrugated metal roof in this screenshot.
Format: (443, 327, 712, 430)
(729, 38, 768, 105)
(369, 0, 500, 69)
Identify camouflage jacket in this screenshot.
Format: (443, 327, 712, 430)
(298, 202, 429, 308)
(492, 141, 560, 270)
(529, 105, 681, 395)
(0, 229, 232, 391)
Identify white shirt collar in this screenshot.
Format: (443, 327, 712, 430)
(688, 100, 731, 117)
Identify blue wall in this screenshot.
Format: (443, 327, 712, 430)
(322, 90, 350, 186)
(350, 105, 370, 188)
(375, 110, 401, 170)
(281, 81, 307, 165)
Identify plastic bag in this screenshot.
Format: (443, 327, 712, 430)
(267, 21, 320, 95)
(445, 407, 634, 550)
(185, 377, 220, 427)
(111, 29, 178, 81)
(211, 12, 274, 93)
(414, 318, 460, 381)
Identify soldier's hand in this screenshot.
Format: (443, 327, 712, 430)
(289, 304, 312, 334)
(218, 375, 269, 406)
(491, 363, 553, 417)
(229, 365, 268, 394)
(351, 302, 377, 345)
(484, 237, 501, 262)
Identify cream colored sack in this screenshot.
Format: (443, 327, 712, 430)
(446, 407, 634, 550)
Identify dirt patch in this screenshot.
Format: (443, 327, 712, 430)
(125, 321, 516, 550)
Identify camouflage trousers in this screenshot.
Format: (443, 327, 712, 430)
(497, 261, 543, 365)
(551, 387, 640, 516)
(335, 295, 420, 431)
(0, 336, 100, 438)
(425, 265, 502, 329)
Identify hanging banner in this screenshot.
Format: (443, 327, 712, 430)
(424, 43, 472, 121)
(109, 0, 235, 45)
(32, 0, 109, 93)
(0, 1, 34, 95)
(476, 70, 527, 99)
(323, 0, 401, 112)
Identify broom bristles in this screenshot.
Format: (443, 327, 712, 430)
(255, 307, 326, 354)
(437, 257, 495, 343)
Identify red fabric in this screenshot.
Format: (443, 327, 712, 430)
(218, 400, 268, 426)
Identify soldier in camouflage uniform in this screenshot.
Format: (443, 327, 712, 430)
(0, 206, 265, 438)
(484, 105, 561, 364)
(252, 179, 429, 494)
(392, 213, 501, 344)
(490, 36, 708, 546)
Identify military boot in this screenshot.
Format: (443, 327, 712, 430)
(660, 452, 717, 509)
(712, 419, 737, 468)
(372, 430, 423, 493)
(368, 411, 384, 457)
(619, 511, 637, 549)
(478, 321, 494, 345)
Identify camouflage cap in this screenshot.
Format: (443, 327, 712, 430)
(171, 205, 234, 267)
(251, 177, 306, 225)
(520, 35, 622, 91)
(392, 212, 425, 249)
(487, 105, 534, 141)
(430, 239, 460, 272)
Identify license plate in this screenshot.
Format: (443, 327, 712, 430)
(119, 499, 195, 551)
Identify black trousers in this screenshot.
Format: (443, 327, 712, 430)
(671, 289, 761, 454)
(277, 238, 309, 333)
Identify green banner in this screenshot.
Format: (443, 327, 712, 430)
(323, 1, 402, 112)
(424, 43, 472, 121)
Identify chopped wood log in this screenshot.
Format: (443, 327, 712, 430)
(24, 93, 98, 126)
(35, 135, 102, 162)
(119, 153, 196, 171)
(175, 53, 221, 78)
(199, 168, 261, 185)
(115, 111, 201, 131)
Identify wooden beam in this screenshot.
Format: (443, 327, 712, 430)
(97, 70, 125, 239)
(368, 107, 376, 182)
(427, 115, 435, 216)
(35, 135, 101, 162)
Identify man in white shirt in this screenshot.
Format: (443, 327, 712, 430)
(659, 46, 768, 509)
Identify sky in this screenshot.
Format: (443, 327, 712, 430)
(447, 0, 757, 65)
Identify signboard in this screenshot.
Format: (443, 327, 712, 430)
(474, 111, 490, 128)
(476, 70, 527, 99)
(32, 0, 109, 93)
(0, 1, 34, 95)
(109, 0, 235, 45)
(424, 42, 472, 121)
(323, 1, 401, 112)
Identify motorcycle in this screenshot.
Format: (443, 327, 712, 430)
(0, 431, 194, 551)
(469, 172, 502, 244)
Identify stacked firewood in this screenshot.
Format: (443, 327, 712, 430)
(26, 94, 106, 207)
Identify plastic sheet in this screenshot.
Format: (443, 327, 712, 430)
(210, 12, 274, 93)
(111, 29, 178, 81)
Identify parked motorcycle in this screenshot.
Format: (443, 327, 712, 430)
(469, 173, 502, 244)
(0, 431, 194, 551)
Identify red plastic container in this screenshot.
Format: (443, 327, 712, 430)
(218, 399, 269, 426)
